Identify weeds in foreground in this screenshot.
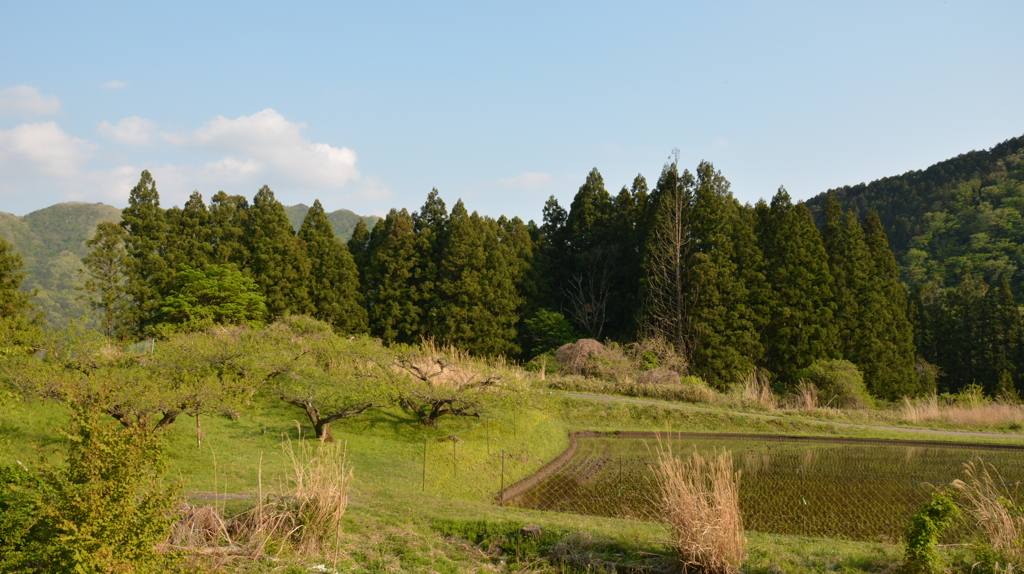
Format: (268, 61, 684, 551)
(729, 370, 777, 411)
(167, 434, 352, 565)
(657, 448, 745, 574)
(901, 394, 1024, 428)
(952, 460, 1024, 567)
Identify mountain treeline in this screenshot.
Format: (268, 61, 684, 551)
(807, 134, 1024, 397)
(36, 162, 938, 401)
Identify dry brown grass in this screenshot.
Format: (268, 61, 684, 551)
(784, 381, 819, 410)
(730, 370, 776, 410)
(657, 449, 745, 574)
(900, 395, 1024, 428)
(166, 435, 352, 562)
(555, 339, 633, 381)
(952, 460, 1024, 563)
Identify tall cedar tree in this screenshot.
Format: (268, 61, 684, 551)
(863, 210, 920, 398)
(164, 191, 213, 273)
(80, 222, 131, 339)
(563, 168, 619, 339)
(363, 209, 422, 344)
(120, 170, 170, 335)
(606, 175, 652, 341)
(0, 232, 41, 352)
(298, 200, 368, 334)
(978, 275, 1021, 396)
(209, 192, 251, 267)
(822, 196, 881, 387)
(757, 189, 838, 385)
(245, 186, 313, 319)
(687, 162, 765, 387)
(437, 201, 526, 356)
(642, 160, 696, 354)
(412, 190, 449, 336)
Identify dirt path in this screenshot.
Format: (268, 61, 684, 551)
(565, 392, 1024, 441)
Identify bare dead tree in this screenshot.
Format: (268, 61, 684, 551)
(563, 245, 619, 340)
(642, 159, 696, 356)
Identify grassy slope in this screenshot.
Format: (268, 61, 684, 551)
(9, 385, 1013, 573)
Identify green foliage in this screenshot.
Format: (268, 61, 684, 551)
(757, 189, 839, 385)
(0, 402, 178, 573)
(156, 264, 267, 331)
(298, 199, 368, 335)
(79, 222, 131, 339)
(795, 359, 873, 408)
(120, 170, 171, 335)
(267, 317, 395, 440)
(523, 309, 579, 356)
(245, 185, 313, 319)
(903, 492, 959, 574)
(0, 233, 42, 356)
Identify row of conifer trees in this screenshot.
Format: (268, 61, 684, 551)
(80, 161, 1024, 400)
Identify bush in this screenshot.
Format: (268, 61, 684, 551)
(0, 402, 179, 573)
(658, 449, 745, 574)
(554, 339, 632, 382)
(523, 309, 579, 356)
(795, 359, 873, 409)
(626, 337, 687, 374)
(902, 492, 959, 574)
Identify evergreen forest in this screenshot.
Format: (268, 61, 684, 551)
(5, 134, 1024, 402)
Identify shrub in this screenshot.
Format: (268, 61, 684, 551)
(1, 402, 179, 573)
(626, 337, 687, 374)
(795, 359, 873, 409)
(902, 492, 960, 574)
(658, 449, 745, 574)
(523, 309, 579, 356)
(554, 339, 632, 382)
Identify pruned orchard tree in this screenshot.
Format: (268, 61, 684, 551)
(5, 325, 279, 433)
(392, 342, 516, 427)
(265, 317, 395, 441)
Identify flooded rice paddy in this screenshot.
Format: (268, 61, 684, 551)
(505, 433, 1024, 541)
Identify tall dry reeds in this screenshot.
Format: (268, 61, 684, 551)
(657, 449, 745, 574)
(901, 395, 1024, 428)
(281, 435, 352, 555)
(166, 436, 352, 562)
(952, 460, 1024, 564)
(733, 370, 776, 410)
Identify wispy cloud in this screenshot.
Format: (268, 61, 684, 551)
(103, 80, 128, 90)
(498, 171, 553, 189)
(0, 122, 92, 179)
(98, 116, 159, 145)
(0, 85, 61, 118)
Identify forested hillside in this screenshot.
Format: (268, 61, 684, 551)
(7, 132, 1024, 402)
(0, 201, 376, 328)
(0, 203, 121, 328)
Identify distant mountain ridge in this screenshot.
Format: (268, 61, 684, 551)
(805, 133, 1024, 255)
(0, 201, 379, 329)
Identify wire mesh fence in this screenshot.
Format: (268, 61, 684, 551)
(426, 429, 1024, 542)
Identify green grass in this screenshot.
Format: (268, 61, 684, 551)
(4, 384, 1021, 572)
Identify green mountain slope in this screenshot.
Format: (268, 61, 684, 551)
(0, 202, 122, 328)
(283, 204, 379, 240)
(805, 134, 1024, 255)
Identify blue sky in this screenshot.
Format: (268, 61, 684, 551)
(2, 1, 1022, 222)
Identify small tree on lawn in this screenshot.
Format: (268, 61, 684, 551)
(263, 316, 396, 441)
(393, 342, 517, 427)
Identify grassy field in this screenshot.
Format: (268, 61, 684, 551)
(3, 378, 1020, 573)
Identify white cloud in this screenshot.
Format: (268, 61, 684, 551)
(187, 109, 360, 188)
(499, 172, 553, 189)
(98, 116, 159, 145)
(0, 85, 61, 118)
(103, 80, 128, 90)
(0, 122, 92, 179)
